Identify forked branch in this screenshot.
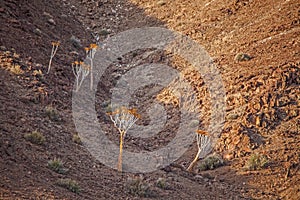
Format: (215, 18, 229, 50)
(47, 41, 60, 74)
(71, 61, 90, 92)
(187, 130, 210, 171)
(107, 107, 140, 172)
(84, 43, 98, 91)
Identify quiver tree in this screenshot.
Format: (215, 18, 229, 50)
(187, 130, 211, 171)
(71, 61, 90, 92)
(47, 41, 60, 74)
(107, 107, 140, 172)
(84, 43, 98, 90)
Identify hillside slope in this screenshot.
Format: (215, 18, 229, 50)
(0, 0, 299, 199)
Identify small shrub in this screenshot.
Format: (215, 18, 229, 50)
(197, 155, 224, 171)
(10, 64, 24, 74)
(101, 101, 112, 113)
(155, 177, 167, 189)
(45, 105, 60, 121)
(99, 29, 110, 36)
(244, 153, 269, 170)
(126, 177, 152, 197)
(56, 178, 80, 194)
(48, 158, 68, 174)
(24, 131, 45, 145)
(72, 134, 82, 145)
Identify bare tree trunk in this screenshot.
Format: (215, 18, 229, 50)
(90, 59, 93, 90)
(187, 149, 201, 172)
(117, 131, 125, 172)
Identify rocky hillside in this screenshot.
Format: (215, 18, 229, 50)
(0, 0, 299, 199)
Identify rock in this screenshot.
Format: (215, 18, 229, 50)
(98, 29, 110, 36)
(157, 0, 166, 6)
(189, 120, 199, 127)
(235, 53, 252, 61)
(227, 113, 239, 120)
(70, 35, 82, 49)
(0, 46, 6, 51)
(194, 175, 203, 179)
(33, 28, 42, 36)
(43, 12, 53, 18)
(69, 51, 79, 56)
(223, 152, 234, 160)
(91, 23, 98, 29)
(9, 19, 20, 25)
(47, 18, 56, 25)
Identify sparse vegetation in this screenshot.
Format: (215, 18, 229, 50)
(98, 29, 110, 36)
(244, 153, 269, 170)
(24, 131, 45, 145)
(101, 101, 112, 112)
(45, 105, 60, 121)
(155, 177, 167, 189)
(197, 155, 224, 171)
(56, 178, 80, 194)
(72, 134, 82, 145)
(10, 64, 24, 75)
(48, 158, 68, 174)
(1, 0, 299, 199)
(126, 177, 152, 197)
(0, 51, 24, 75)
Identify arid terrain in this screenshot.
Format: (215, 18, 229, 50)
(0, 0, 299, 199)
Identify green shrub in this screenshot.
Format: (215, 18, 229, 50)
(99, 29, 110, 36)
(72, 134, 82, 145)
(24, 131, 45, 145)
(155, 177, 167, 189)
(197, 155, 224, 171)
(48, 158, 68, 174)
(45, 105, 60, 121)
(244, 153, 269, 170)
(56, 178, 80, 194)
(126, 177, 153, 197)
